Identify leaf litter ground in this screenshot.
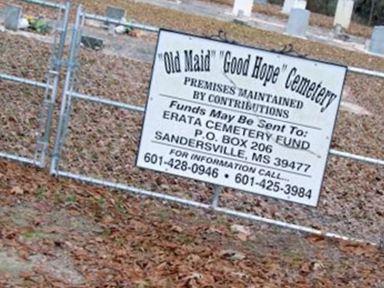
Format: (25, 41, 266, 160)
(0, 0, 383, 286)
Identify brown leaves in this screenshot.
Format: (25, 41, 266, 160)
(219, 249, 246, 261)
(339, 242, 378, 256)
(11, 186, 24, 195)
(230, 224, 252, 241)
(1, 159, 384, 286)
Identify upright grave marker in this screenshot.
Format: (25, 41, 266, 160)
(137, 29, 347, 206)
(282, 0, 307, 14)
(334, 0, 354, 30)
(233, 0, 253, 17)
(286, 8, 310, 37)
(369, 26, 384, 55)
(106, 6, 125, 21)
(105, 6, 126, 25)
(4, 5, 22, 31)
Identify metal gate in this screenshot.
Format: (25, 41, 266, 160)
(47, 4, 384, 246)
(0, 0, 70, 167)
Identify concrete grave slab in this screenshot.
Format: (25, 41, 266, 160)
(4, 5, 22, 31)
(81, 35, 104, 50)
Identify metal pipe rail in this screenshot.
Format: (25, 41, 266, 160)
(70, 91, 384, 168)
(330, 149, 384, 166)
(0, 152, 39, 166)
(0, 73, 52, 89)
(348, 66, 384, 79)
(83, 12, 159, 33)
(21, 0, 65, 10)
(0, 73, 52, 168)
(72, 91, 145, 113)
(56, 170, 378, 247)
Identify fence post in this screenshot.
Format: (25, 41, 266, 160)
(34, 0, 71, 167)
(50, 5, 84, 175)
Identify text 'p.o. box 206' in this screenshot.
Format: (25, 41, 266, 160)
(137, 29, 347, 207)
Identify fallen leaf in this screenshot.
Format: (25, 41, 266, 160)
(11, 186, 24, 195)
(220, 249, 246, 261)
(230, 224, 252, 241)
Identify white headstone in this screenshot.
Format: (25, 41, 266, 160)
(18, 18, 29, 30)
(282, 0, 294, 14)
(334, 0, 354, 30)
(233, 0, 253, 18)
(282, 0, 307, 14)
(369, 26, 384, 55)
(294, 0, 307, 10)
(286, 8, 310, 37)
(254, 0, 267, 4)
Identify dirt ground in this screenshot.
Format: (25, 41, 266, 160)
(0, 160, 384, 287)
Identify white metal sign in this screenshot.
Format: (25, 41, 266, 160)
(137, 29, 347, 206)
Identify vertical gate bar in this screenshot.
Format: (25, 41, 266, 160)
(50, 5, 84, 175)
(35, 0, 72, 167)
(211, 185, 223, 208)
(60, 7, 85, 143)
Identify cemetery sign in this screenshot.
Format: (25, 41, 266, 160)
(137, 29, 347, 206)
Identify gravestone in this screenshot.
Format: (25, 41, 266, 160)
(286, 8, 310, 37)
(282, 0, 294, 14)
(4, 5, 22, 31)
(81, 35, 104, 51)
(233, 0, 253, 17)
(294, 0, 307, 10)
(369, 26, 384, 55)
(105, 6, 125, 25)
(282, 0, 307, 14)
(334, 0, 354, 30)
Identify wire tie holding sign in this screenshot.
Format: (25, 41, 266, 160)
(271, 43, 308, 59)
(211, 185, 223, 208)
(208, 29, 238, 44)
